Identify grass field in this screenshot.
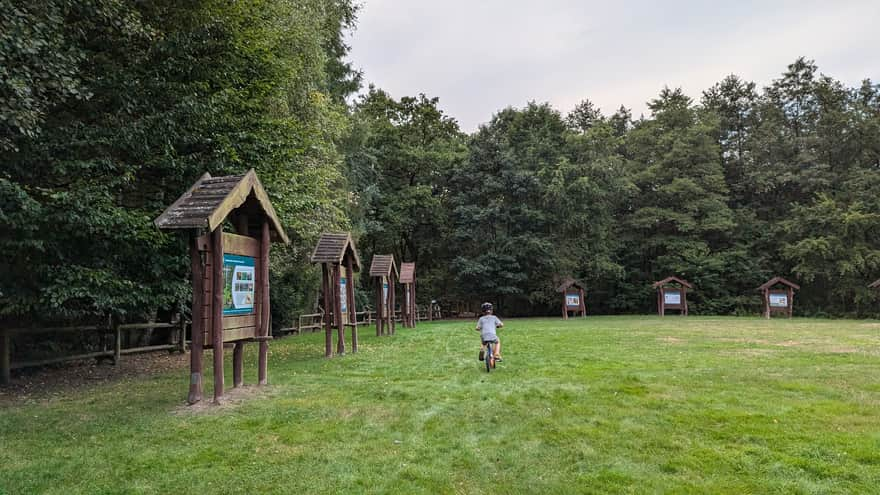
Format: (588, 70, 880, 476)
(1, 316, 879, 494)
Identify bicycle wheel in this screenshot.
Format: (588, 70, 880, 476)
(485, 343, 493, 372)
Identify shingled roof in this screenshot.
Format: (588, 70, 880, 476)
(652, 276, 693, 289)
(870, 279, 880, 289)
(400, 262, 415, 284)
(758, 276, 800, 291)
(556, 277, 585, 292)
(154, 169, 289, 244)
(369, 255, 398, 278)
(310, 232, 361, 271)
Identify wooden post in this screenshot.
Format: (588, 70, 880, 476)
(658, 288, 665, 317)
(258, 220, 270, 384)
(113, 317, 121, 365)
(1, 329, 10, 385)
(346, 257, 357, 353)
(390, 276, 396, 336)
(579, 288, 586, 317)
(188, 236, 204, 404)
(682, 286, 688, 316)
(763, 289, 769, 319)
(334, 264, 345, 355)
(211, 227, 225, 404)
(233, 342, 244, 388)
(322, 263, 333, 358)
(401, 283, 408, 328)
(178, 315, 187, 354)
(788, 287, 794, 318)
(562, 294, 568, 320)
(376, 279, 383, 336)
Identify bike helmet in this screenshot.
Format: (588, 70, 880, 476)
(481, 302, 493, 313)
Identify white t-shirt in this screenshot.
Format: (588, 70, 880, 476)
(477, 315, 502, 341)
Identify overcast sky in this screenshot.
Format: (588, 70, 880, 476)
(346, 0, 880, 132)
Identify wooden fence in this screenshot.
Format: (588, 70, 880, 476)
(283, 305, 444, 337)
(1, 318, 187, 385)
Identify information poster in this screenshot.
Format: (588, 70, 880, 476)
(566, 294, 580, 307)
(769, 293, 788, 308)
(383, 281, 389, 305)
(339, 277, 348, 313)
(664, 290, 681, 305)
(223, 254, 255, 315)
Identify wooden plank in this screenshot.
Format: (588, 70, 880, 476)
(211, 227, 225, 403)
(334, 264, 345, 355)
(258, 220, 270, 384)
(116, 322, 176, 331)
(189, 235, 205, 404)
(113, 320, 121, 365)
(233, 342, 244, 388)
(222, 314, 258, 331)
(346, 256, 358, 353)
(223, 232, 260, 257)
(1, 330, 9, 384)
(12, 351, 114, 369)
(322, 263, 333, 358)
(6, 325, 103, 335)
(120, 344, 176, 355)
(223, 327, 257, 342)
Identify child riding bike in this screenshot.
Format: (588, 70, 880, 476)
(476, 302, 503, 362)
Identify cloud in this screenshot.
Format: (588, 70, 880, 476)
(347, 0, 880, 131)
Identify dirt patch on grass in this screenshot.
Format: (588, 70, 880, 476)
(773, 340, 804, 347)
(172, 385, 277, 416)
(825, 346, 859, 354)
(721, 348, 779, 358)
(0, 351, 188, 404)
(658, 336, 686, 344)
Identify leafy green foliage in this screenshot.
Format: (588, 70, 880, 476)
(0, 0, 359, 324)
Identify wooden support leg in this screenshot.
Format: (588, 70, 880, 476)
(114, 323, 121, 365)
(1, 330, 10, 385)
(258, 220, 270, 384)
(178, 317, 187, 354)
(233, 342, 244, 388)
(322, 264, 333, 358)
(211, 227, 225, 404)
(188, 237, 204, 405)
(346, 260, 357, 353)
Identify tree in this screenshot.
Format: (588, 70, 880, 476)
(0, 0, 360, 325)
(346, 88, 466, 303)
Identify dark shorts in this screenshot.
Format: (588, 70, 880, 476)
(482, 339, 498, 345)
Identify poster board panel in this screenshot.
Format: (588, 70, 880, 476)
(769, 291, 789, 309)
(664, 289, 682, 306)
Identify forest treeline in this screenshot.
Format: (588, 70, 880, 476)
(2, 1, 880, 325)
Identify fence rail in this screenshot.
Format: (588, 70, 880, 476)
(1, 318, 187, 384)
(284, 305, 445, 339)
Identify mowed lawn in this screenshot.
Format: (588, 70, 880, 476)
(1, 316, 879, 494)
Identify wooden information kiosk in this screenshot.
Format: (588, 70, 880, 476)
(653, 276, 692, 316)
(758, 276, 799, 319)
(400, 262, 417, 328)
(155, 169, 289, 404)
(370, 255, 398, 336)
(310, 233, 361, 357)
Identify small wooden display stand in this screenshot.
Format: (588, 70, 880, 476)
(758, 276, 799, 319)
(400, 263, 417, 328)
(557, 278, 586, 319)
(370, 255, 398, 336)
(155, 169, 289, 404)
(653, 276, 692, 316)
(310, 233, 361, 357)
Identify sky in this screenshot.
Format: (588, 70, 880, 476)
(346, 0, 880, 132)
